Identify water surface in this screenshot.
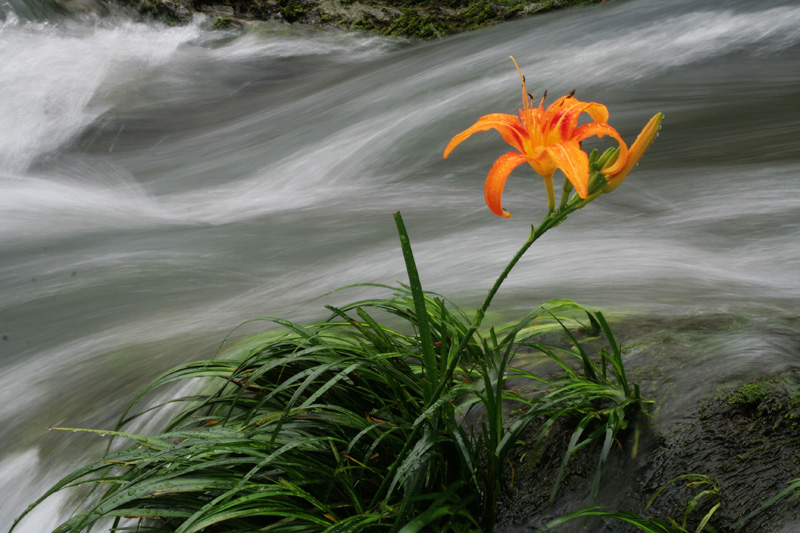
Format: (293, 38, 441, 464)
(2, 0, 800, 528)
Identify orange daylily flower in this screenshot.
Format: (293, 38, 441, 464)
(443, 57, 629, 218)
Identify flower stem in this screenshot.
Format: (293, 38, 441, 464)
(432, 205, 572, 401)
(544, 175, 556, 212)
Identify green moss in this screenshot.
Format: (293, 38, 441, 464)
(726, 381, 772, 407)
(186, 0, 607, 38)
(462, 2, 497, 27)
(715, 375, 800, 434)
(382, 8, 452, 39)
(212, 16, 233, 29)
(379, 0, 606, 39)
(789, 390, 800, 408)
(279, 2, 306, 23)
(351, 18, 373, 31)
(785, 390, 800, 423)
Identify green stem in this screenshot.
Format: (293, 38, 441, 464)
(375, 199, 581, 519)
(544, 175, 556, 212)
(560, 176, 574, 208)
(431, 204, 574, 402)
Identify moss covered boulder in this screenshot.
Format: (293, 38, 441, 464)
(114, 0, 607, 38)
(497, 371, 800, 531)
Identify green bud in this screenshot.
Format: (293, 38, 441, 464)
(587, 170, 607, 196)
(559, 176, 574, 208)
(588, 148, 599, 167)
(596, 147, 619, 170)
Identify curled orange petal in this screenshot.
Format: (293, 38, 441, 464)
(573, 122, 629, 175)
(484, 152, 531, 218)
(444, 114, 524, 158)
(581, 101, 609, 127)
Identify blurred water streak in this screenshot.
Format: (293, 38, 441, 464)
(1, 0, 799, 528)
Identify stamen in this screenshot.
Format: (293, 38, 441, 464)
(539, 90, 547, 107)
(510, 56, 528, 113)
(567, 89, 576, 98)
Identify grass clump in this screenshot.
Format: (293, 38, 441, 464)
(15, 234, 644, 531)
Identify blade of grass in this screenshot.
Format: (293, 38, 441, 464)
(393, 211, 437, 395)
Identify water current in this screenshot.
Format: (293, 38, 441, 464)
(1, 0, 799, 529)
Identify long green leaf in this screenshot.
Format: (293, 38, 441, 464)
(393, 211, 437, 395)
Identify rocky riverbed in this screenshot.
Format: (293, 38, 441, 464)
(89, 0, 605, 38)
(497, 315, 800, 532)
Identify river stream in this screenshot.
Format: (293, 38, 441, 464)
(2, 0, 800, 529)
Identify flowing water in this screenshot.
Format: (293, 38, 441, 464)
(2, 0, 799, 529)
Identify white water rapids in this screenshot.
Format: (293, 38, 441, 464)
(1, 0, 799, 529)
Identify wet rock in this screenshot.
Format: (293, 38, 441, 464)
(497, 371, 800, 532)
(207, 4, 235, 16)
(137, 0, 194, 24)
(88, 0, 607, 38)
(641, 372, 800, 532)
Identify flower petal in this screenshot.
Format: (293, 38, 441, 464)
(545, 97, 610, 146)
(581, 102, 609, 126)
(545, 141, 590, 198)
(573, 122, 629, 175)
(603, 113, 663, 192)
(527, 145, 556, 181)
(443, 114, 525, 158)
(543, 96, 575, 142)
(484, 151, 531, 218)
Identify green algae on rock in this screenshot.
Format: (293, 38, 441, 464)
(125, 0, 608, 38)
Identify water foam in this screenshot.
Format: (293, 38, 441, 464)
(0, 17, 204, 171)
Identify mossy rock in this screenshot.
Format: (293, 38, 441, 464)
(497, 311, 800, 532)
(212, 15, 234, 28)
(497, 373, 800, 531)
(131, 0, 608, 39)
(637, 373, 800, 531)
(382, 8, 452, 38)
(138, 0, 184, 25)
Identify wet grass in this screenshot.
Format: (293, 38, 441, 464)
(15, 216, 644, 532)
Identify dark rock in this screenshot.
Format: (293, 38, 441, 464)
(73, 0, 607, 39)
(497, 371, 800, 532)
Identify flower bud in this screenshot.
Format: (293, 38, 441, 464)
(602, 113, 663, 193)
